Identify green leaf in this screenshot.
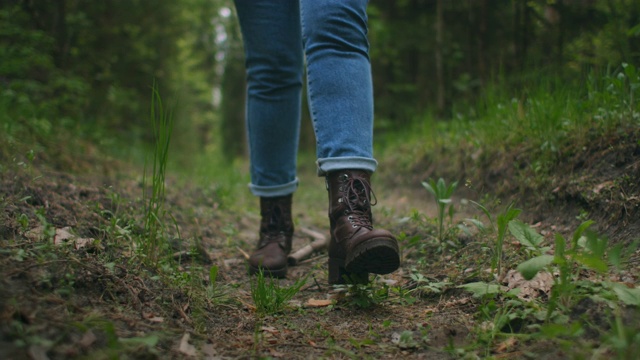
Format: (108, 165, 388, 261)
(464, 218, 486, 231)
(119, 334, 159, 347)
(574, 253, 608, 273)
(517, 255, 554, 280)
(458, 282, 504, 298)
(628, 24, 640, 37)
(571, 220, 594, 248)
(509, 220, 544, 250)
(609, 282, 640, 306)
(609, 240, 640, 271)
(583, 231, 608, 258)
(540, 322, 584, 337)
(421, 181, 436, 196)
(209, 265, 219, 285)
(554, 234, 566, 260)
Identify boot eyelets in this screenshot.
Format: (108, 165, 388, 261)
(352, 224, 358, 228)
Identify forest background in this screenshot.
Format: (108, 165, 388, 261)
(3, 0, 639, 168)
(2, 1, 640, 358)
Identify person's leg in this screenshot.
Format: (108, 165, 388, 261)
(300, 0, 377, 175)
(234, 0, 303, 197)
(234, 0, 303, 277)
(300, 0, 400, 284)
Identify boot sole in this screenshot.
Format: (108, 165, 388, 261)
(248, 265, 287, 279)
(347, 238, 400, 275)
(328, 257, 369, 285)
(328, 238, 400, 285)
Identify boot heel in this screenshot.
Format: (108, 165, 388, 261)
(329, 258, 368, 284)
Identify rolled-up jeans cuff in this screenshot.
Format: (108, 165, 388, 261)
(316, 157, 378, 176)
(249, 178, 299, 197)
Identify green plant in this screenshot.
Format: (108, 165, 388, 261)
(509, 219, 640, 328)
(206, 265, 232, 306)
(422, 178, 458, 245)
(588, 63, 640, 128)
(334, 281, 390, 309)
(392, 330, 419, 349)
(390, 285, 417, 305)
(250, 270, 307, 315)
(141, 82, 175, 264)
(408, 271, 451, 297)
(603, 306, 640, 359)
(34, 208, 56, 242)
(469, 200, 521, 278)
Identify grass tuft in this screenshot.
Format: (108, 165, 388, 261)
(141, 82, 175, 265)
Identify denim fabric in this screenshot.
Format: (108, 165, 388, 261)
(234, 0, 377, 197)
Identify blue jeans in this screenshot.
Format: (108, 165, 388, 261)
(234, 0, 377, 197)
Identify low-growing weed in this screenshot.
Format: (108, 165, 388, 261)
(206, 265, 233, 306)
(334, 280, 390, 309)
(468, 200, 521, 278)
(462, 214, 640, 357)
(250, 270, 307, 315)
(141, 82, 175, 265)
(408, 271, 452, 297)
(422, 178, 458, 246)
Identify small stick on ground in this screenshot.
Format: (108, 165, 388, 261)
(288, 227, 328, 266)
(237, 246, 250, 260)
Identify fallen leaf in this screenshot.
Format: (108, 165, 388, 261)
(422, 307, 436, 315)
(494, 337, 518, 353)
(28, 345, 49, 360)
(201, 343, 217, 358)
(178, 333, 197, 357)
(25, 226, 95, 249)
(73, 236, 94, 249)
(504, 269, 553, 300)
(78, 330, 97, 348)
(593, 181, 614, 194)
(54, 227, 76, 244)
(305, 298, 333, 307)
(25, 226, 46, 241)
(261, 326, 279, 335)
(269, 348, 285, 357)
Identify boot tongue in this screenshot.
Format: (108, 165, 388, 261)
(265, 206, 282, 233)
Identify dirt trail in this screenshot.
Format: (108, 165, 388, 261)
(1, 128, 639, 358)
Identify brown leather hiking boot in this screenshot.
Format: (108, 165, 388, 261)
(248, 195, 293, 278)
(326, 170, 400, 284)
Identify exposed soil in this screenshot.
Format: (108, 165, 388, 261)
(1, 127, 639, 359)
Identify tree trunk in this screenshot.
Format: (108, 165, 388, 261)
(220, 19, 247, 160)
(435, 0, 445, 117)
(477, 0, 487, 87)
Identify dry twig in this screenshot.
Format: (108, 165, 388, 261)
(288, 227, 328, 266)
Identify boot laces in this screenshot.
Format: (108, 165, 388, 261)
(340, 174, 377, 230)
(260, 202, 289, 246)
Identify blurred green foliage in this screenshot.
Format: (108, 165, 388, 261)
(0, 0, 638, 165)
(367, 0, 640, 123)
(0, 0, 220, 163)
